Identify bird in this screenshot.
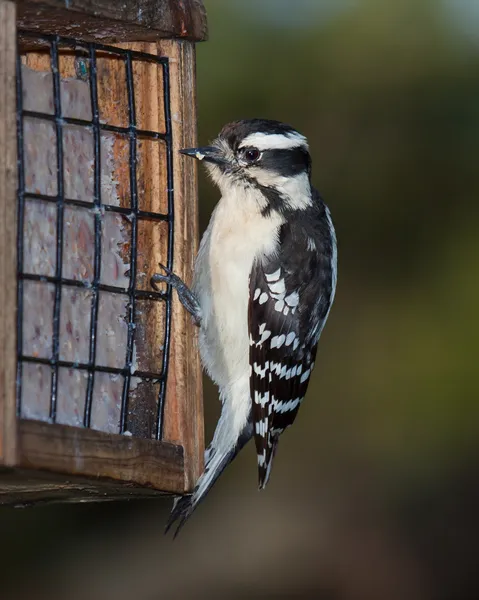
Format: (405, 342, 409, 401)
(152, 119, 337, 537)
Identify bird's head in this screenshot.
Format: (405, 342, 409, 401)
(180, 119, 313, 213)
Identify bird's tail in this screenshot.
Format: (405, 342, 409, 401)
(258, 435, 279, 490)
(165, 422, 252, 537)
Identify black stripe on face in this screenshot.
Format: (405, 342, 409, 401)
(260, 148, 311, 177)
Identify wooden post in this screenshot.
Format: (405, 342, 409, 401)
(0, 0, 18, 467)
(160, 39, 204, 491)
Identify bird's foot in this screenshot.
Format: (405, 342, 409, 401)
(151, 264, 202, 326)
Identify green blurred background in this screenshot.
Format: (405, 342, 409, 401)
(3, 0, 479, 598)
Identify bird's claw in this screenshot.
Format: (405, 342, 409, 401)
(150, 264, 202, 326)
(151, 263, 174, 291)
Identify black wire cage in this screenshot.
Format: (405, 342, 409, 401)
(0, 0, 206, 504)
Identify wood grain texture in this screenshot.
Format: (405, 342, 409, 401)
(16, 0, 208, 43)
(159, 39, 204, 491)
(17, 420, 185, 493)
(118, 42, 169, 434)
(0, 467, 169, 505)
(99, 42, 169, 435)
(0, 0, 18, 467)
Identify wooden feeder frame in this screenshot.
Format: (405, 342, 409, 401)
(0, 0, 206, 504)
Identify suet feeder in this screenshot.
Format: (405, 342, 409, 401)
(0, 0, 206, 504)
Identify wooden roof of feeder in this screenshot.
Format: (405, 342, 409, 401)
(15, 0, 208, 43)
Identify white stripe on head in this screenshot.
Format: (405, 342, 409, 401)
(247, 168, 312, 210)
(239, 131, 308, 152)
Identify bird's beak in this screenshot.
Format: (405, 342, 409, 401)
(180, 146, 225, 165)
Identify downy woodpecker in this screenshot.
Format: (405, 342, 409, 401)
(153, 119, 337, 536)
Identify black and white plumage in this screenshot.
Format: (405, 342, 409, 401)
(249, 196, 336, 487)
(155, 119, 337, 536)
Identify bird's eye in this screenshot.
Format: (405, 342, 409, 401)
(241, 147, 261, 163)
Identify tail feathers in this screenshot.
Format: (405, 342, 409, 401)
(165, 450, 233, 538)
(164, 494, 196, 538)
(165, 422, 253, 538)
(258, 436, 279, 490)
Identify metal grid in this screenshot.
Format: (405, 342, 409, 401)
(15, 32, 174, 440)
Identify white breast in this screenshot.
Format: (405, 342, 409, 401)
(193, 185, 283, 400)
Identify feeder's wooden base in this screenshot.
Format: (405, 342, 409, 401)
(0, 468, 170, 506)
(0, 419, 187, 505)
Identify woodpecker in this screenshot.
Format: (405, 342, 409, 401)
(152, 119, 337, 536)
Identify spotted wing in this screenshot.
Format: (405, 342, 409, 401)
(248, 211, 336, 488)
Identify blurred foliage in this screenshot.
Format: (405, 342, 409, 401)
(2, 1, 479, 599)
(197, 0, 479, 478)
